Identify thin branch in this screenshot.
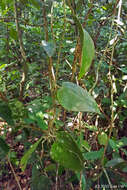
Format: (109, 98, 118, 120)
(83, 0, 94, 27)
(56, 0, 66, 81)
(42, 0, 48, 41)
(7, 156, 22, 190)
(103, 167, 113, 190)
(101, 0, 121, 165)
(14, 0, 28, 101)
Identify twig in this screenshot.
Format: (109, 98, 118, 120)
(14, 0, 28, 101)
(56, 0, 66, 81)
(103, 167, 113, 190)
(83, 0, 94, 28)
(55, 163, 59, 190)
(7, 156, 22, 190)
(90, 0, 120, 93)
(101, 0, 121, 165)
(79, 171, 82, 190)
(42, 0, 48, 41)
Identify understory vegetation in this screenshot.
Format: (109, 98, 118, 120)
(0, 0, 127, 189)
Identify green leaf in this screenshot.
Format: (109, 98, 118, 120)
(0, 101, 14, 125)
(57, 82, 100, 113)
(50, 131, 84, 172)
(20, 137, 43, 171)
(35, 111, 48, 130)
(42, 40, 56, 57)
(9, 28, 18, 41)
(84, 148, 104, 161)
(98, 132, 108, 145)
(73, 16, 95, 79)
(26, 107, 48, 130)
(109, 139, 119, 152)
(0, 137, 10, 156)
(28, 0, 40, 9)
(122, 166, 127, 172)
(76, 0, 84, 12)
(76, 171, 86, 190)
(31, 168, 52, 190)
(44, 163, 56, 172)
(117, 137, 127, 148)
(82, 140, 91, 151)
(31, 166, 52, 190)
(0, 64, 7, 70)
(105, 158, 125, 168)
(79, 29, 95, 79)
(85, 124, 98, 132)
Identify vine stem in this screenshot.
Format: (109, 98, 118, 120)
(55, 0, 66, 81)
(101, 39, 118, 166)
(101, 0, 122, 167)
(90, 0, 120, 93)
(14, 0, 28, 101)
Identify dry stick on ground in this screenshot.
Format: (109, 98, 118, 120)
(14, 0, 28, 101)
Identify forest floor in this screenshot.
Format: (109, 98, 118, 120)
(0, 121, 80, 190)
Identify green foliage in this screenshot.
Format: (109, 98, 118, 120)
(105, 158, 126, 168)
(0, 101, 14, 125)
(76, 171, 86, 190)
(98, 132, 108, 145)
(51, 131, 84, 172)
(0, 137, 10, 159)
(84, 148, 104, 161)
(20, 137, 43, 171)
(79, 29, 95, 79)
(57, 82, 100, 113)
(73, 15, 95, 79)
(31, 166, 52, 190)
(9, 99, 28, 122)
(25, 104, 48, 130)
(82, 140, 91, 151)
(0, 0, 127, 188)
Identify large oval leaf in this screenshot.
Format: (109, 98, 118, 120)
(57, 82, 100, 113)
(73, 15, 95, 79)
(79, 29, 95, 78)
(50, 131, 84, 172)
